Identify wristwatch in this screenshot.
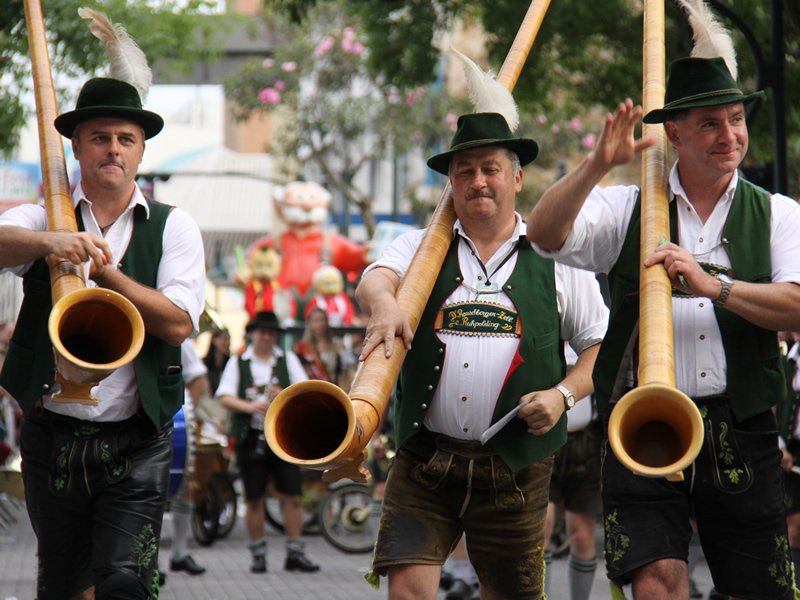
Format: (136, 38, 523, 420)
(554, 383, 576, 411)
(714, 273, 733, 307)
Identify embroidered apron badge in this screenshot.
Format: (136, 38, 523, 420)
(434, 301, 521, 337)
(704, 408, 754, 493)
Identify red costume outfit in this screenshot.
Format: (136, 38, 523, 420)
(243, 279, 296, 321)
(303, 292, 355, 327)
(277, 229, 367, 298)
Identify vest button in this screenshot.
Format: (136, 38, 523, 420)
(421, 403, 427, 409)
(438, 348, 444, 353)
(434, 365, 440, 371)
(42, 384, 50, 391)
(412, 422, 419, 428)
(427, 385, 434, 391)
(455, 276, 462, 282)
(505, 285, 512, 290)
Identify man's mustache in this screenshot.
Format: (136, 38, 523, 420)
(465, 190, 494, 200)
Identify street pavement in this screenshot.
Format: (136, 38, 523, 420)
(0, 493, 716, 599)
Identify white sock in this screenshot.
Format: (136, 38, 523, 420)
(567, 554, 597, 600)
(170, 507, 191, 561)
(544, 549, 553, 597)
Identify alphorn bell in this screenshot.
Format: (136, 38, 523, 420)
(606, 0, 703, 481)
(266, 0, 553, 483)
(25, 0, 145, 404)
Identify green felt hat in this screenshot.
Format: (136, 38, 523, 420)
(54, 77, 164, 139)
(643, 57, 764, 124)
(427, 112, 539, 175)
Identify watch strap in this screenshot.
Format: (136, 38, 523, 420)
(554, 383, 575, 410)
(714, 277, 732, 307)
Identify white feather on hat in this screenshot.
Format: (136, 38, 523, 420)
(676, 0, 738, 80)
(449, 47, 520, 132)
(78, 7, 153, 102)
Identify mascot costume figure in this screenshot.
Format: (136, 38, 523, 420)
(237, 242, 296, 324)
(257, 181, 370, 305)
(304, 265, 356, 327)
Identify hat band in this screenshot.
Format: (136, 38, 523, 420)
(662, 88, 743, 110)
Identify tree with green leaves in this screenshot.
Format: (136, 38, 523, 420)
(0, 0, 221, 156)
(224, 4, 470, 236)
(266, 0, 799, 197)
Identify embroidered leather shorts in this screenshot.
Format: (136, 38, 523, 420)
(549, 420, 602, 514)
(372, 427, 553, 598)
(602, 396, 794, 599)
(21, 408, 172, 599)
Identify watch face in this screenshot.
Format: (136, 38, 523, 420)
(718, 273, 733, 284)
(566, 394, 575, 408)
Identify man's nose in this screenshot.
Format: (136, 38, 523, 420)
(469, 171, 488, 188)
(718, 121, 736, 143)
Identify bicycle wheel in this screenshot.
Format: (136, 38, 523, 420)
(264, 471, 326, 535)
(192, 481, 221, 546)
(264, 494, 319, 535)
(317, 483, 377, 554)
(212, 473, 238, 539)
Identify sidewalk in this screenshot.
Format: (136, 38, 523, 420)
(0, 494, 715, 599)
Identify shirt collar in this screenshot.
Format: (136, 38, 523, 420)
(242, 344, 285, 362)
(668, 162, 738, 205)
(452, 211, 527, 243)
(73, 181, 151, 219)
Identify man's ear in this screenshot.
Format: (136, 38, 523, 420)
(664, 121, 680, 149)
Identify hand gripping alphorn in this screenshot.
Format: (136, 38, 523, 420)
(25, 0, 144, 404)
(606, 0, 704, 481)
(265, 0, 552, 483)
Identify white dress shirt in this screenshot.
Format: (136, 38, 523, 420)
(214, 345, 308, 399)
(0, 182, 206, 421)
(532, 165, 800, 397)
(365, 213, 608, 440)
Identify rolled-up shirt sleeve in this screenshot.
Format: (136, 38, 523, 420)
(555, 262, 609, 355)
(362, 229, 425, 280)
(158, 208, 206, 333)
(531, 184, 639, 275)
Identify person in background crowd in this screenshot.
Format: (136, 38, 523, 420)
(778, 331, 800, 590)
(215, 311, 320, 575)
(294, 306, 355, 390)
(542, 344, 601, 600)
(160, 340, 209, 578)
(203, 329, 231, 395)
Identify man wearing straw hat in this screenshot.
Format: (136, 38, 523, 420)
(527, 1, 800, 597)
(356, 109, 608, 598)
(0, 13, 206, 599)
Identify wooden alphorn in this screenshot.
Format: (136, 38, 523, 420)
(606, 0, 704, 481)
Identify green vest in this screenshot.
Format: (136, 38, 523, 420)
(0, 201, 183, 430)
(593, 178, 784, 421)
(228, 352, 290, 442)
(396, 236, 566, 473)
